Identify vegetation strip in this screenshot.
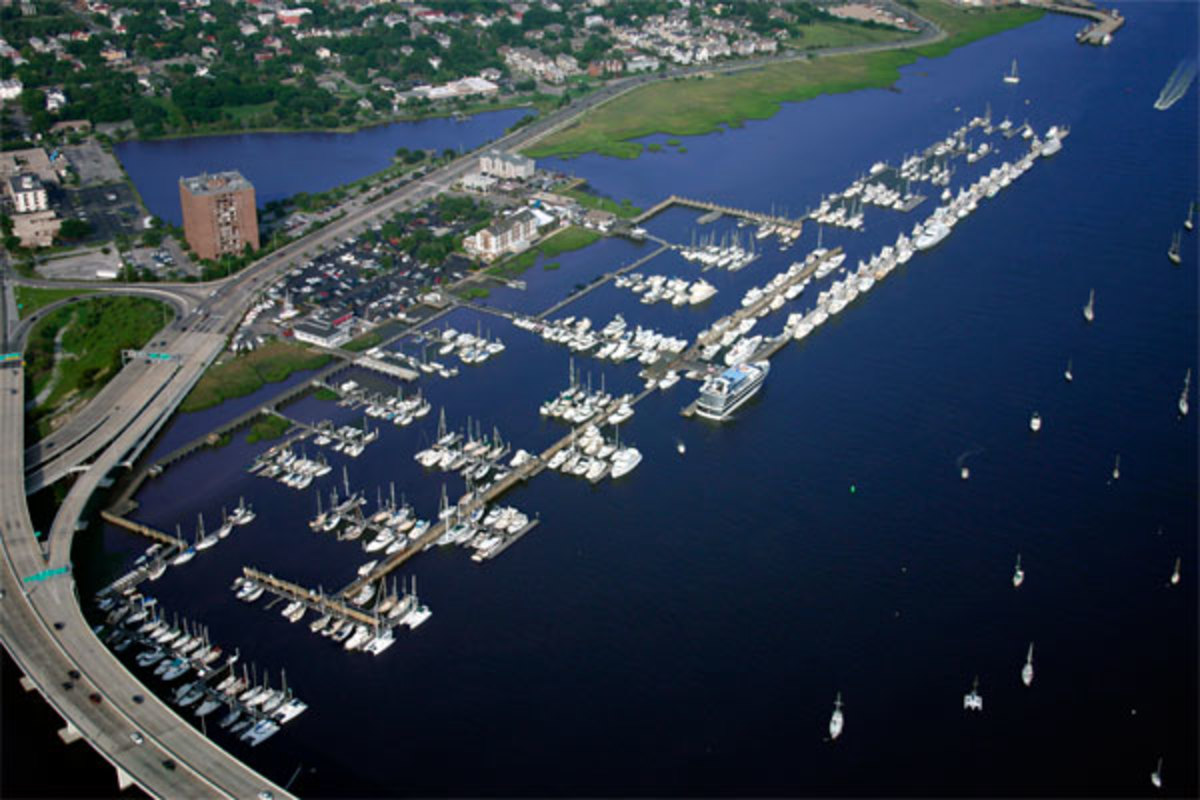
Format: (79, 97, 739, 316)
(180, 339, 331, 413)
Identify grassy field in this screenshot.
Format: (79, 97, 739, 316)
(487, 225, 603, 279)
(557, 185, 642, 219)
(14, 287, 97, 320)
(181, 339, 331, 413)
(524, 2, 1043, 160)
(343, 330, 383, 352)
(25, 296, 168, 439)
(790, 20, 916, 50)
(246, 413, 291, 444)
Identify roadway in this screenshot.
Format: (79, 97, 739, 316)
(0, 359, 289, 799)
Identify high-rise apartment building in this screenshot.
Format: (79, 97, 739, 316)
(178, 171, 260, 261)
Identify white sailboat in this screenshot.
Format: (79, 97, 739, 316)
(1151, 757, 1163, 789)
(1082, 289, 1095, 323)
(1112, 454, 1121, 481)
(1167, 231, 1181, 265)
(1003, 58, 1020, 84)
(1064, 358, 1073, 383)
(1021, 642, 1034, 687)
(1013, 554, 1025, 588)
(963, 676, 983, 712)
(1179, 368, 1190, 417)
(1029, 411, 1042, 433)
(829, 692, 844, 740)
(1170, 556, 1181, 586)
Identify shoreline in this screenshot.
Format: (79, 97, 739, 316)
(524, 2, 1044, 160)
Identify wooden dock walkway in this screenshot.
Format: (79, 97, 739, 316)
(243, 566, 381, 627)
(632, 194, 805, 234)
(340, 385, 659, 597)
(1023, 0, 1123, 44)
(100, 510, 184, 548)
(535, 243, 669, 322)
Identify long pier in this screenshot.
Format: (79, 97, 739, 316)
(632, 194, 805, 234)
(100, 510, 184, 548)
(535, 243, 669, 322)
(242, 567, 381, 627)
(1022, 0, 1123, 44)
(340, 385, 658, 597)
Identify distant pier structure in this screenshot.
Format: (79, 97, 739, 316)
(1021, 0, 1124, 45)
(633, 195, 804, 235)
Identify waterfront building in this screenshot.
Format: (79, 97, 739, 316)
(479, 149, 535, 180)
(7, 173, 48, 213)
(179, 171, 260, 261)
(292, 316, 351, 349)
(463, 209, 538, 261)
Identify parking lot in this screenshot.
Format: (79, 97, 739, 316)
(63, 141, 126, 186)
(59, 183, 148, 245)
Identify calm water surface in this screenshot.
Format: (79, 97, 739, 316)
(116, 108, 533, 225)
(80, 5, 1197, 796)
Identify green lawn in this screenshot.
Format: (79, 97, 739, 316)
(524, 2, 1042, 160)
(181, 339, 331, 413)
(487, 225, 603, 279)
(789, 20, 916, 50)
(14, 286, 97, 320)
(557, 185, 642, 219)
(25, 296, 169, 438)
(343, 330, 382, 352)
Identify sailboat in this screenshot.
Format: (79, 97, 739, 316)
(1167, 231, 1182, 265)
(1170, 556, 1181, 586)
(1185, 201, 1195, 232)
(1151, 757, 1163, 789)
(963, 676, 983, 711)
(1003, 58, 1020, 84)
(1029, 411, 1042, 433)
(1112, 454, 1121, 481)
(1082, 289, 1095, 323)
(1012, 554, 1025, 588)
(1180, 368, 1191, 417)
(1064, 358, 1073, 383)
(1021, 643, 1034, 687)
(829, 692, 844, 740)
(194, 513, 217, 551)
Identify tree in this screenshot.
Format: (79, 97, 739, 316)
(56, 218, 93, 241)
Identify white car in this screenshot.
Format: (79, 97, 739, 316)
(129, 732, 144, 745)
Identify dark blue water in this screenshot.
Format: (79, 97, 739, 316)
(116, 109, 533, 225)
(86, 5, 1197, 796)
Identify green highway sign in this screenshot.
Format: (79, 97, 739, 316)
(23, 566, 69, 583)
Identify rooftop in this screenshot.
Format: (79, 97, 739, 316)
(180, 170, 255, 196)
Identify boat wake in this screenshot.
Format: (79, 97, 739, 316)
(955, 447, 984, 469)
(1154, 60, 1196, 111)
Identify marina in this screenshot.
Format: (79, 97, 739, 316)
(78, 6, 1198, 795)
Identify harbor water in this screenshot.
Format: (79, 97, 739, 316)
(80, 4, 1196, 796)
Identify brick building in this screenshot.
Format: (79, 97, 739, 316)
(179, 171, 260, 261)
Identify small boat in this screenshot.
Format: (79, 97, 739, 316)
(960, 465, 970, 480)
(1112, 454, 1121, 481)
(1179, 368, 1190, 417)
(963, 676, 983, 712)
(676, 441, 686, 456)
(1013, 554, 1025, 588)
(1082, 289, 1095, 323)
(1021, 642, 1034, 687)
(1003, 58, 1020, 84)
(1064, 358, 1073, 383)
(1186, 202, 1195, 232)
(1167, 231, 1181, 265)
(829, 692, 844, 740)
(1029, 411, 1042, 433)
(1169, 556, 1181, 586)
(1151, 757, 1163, 789)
